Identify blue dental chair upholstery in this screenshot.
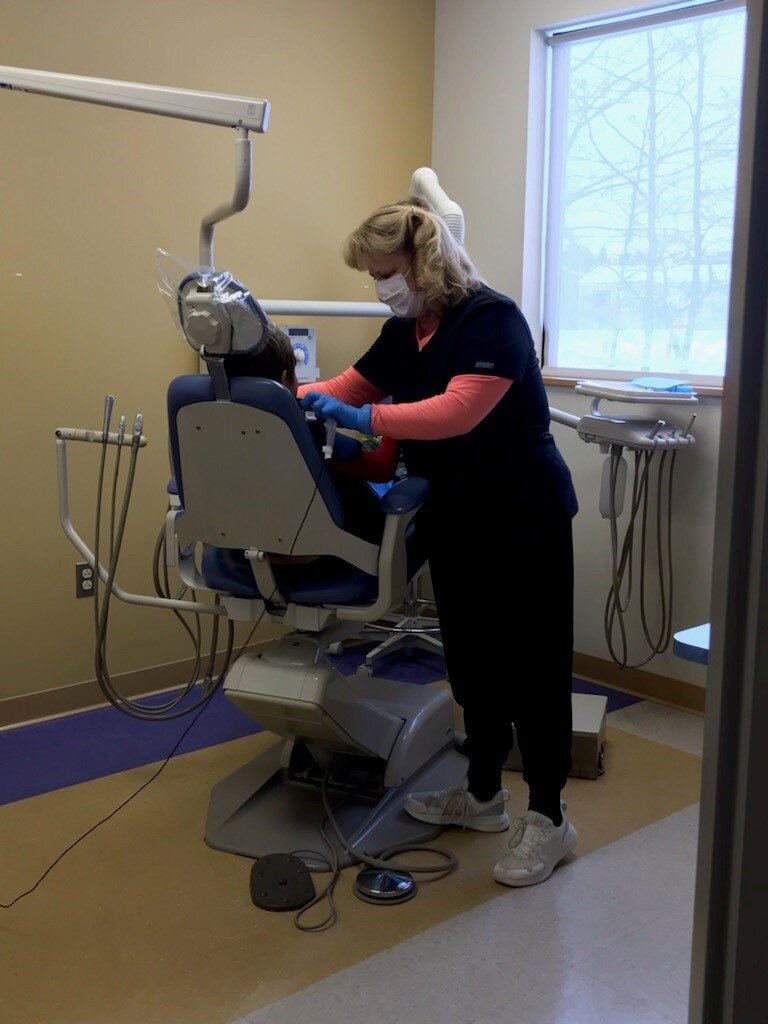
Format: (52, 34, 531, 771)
(167, 374, 425, 610)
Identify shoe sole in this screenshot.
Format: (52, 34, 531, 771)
(492, 826, 579, 887)
(405, 807, 510, 833)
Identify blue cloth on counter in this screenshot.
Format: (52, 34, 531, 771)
(629, 377, 694, 393)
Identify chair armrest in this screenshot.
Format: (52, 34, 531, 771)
(334, 478, 428, 623)
(379, 477, 429, 515)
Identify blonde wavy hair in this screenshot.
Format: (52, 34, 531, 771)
(342, 196, 484, 314)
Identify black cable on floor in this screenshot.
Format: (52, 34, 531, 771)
(0, 699, 208, 910)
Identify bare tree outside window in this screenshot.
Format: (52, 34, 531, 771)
(544, 7, 746, 377)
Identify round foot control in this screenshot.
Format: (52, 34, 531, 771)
(353, 868, 417, 906)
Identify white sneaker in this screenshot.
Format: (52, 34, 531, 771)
(405, 784, 510, 832)
(493, 802, 577, 887)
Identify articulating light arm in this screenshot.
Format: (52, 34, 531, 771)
(410, 167, 465, 245)
(200, 127, 252, 267)
(0, 66, 269, 131)
(0, 65, 269, 267)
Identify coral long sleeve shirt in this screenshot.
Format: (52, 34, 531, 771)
(297, 327, 511, 442)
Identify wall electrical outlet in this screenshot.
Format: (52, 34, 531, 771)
(76, 562, 95, 598)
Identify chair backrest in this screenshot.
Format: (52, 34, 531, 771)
(167, 375, 379, 574)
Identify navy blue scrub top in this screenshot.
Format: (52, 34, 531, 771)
(354, 284, 578, 517)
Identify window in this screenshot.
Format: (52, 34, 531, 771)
(542, 1, 747, 379)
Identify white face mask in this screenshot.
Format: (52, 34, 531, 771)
(375, 268, 424, 319)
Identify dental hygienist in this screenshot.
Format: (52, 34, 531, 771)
(300, 198, 579, 887)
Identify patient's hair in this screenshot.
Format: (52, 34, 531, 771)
(342, 195, 484, 314)
(222, 323, 297, 387)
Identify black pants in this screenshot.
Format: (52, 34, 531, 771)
(332, 475, 386, 545)
(424, 501, 574, 806)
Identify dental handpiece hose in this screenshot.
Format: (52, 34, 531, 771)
(110, 415, 128, 559)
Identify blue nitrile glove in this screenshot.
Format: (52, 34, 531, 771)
(301, 392, 372, 434)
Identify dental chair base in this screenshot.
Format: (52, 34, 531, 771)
(205, 634, 466, 866)
(205, 738, 467, 867)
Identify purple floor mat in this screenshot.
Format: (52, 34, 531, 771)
(0, 684, 262, 807)
(1, 644, 639, 806)
(571, 676, 641, 712)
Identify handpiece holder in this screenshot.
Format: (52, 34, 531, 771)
(54, 412, 224, 618)
(102, 395, 115, 438)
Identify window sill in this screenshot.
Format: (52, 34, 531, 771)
(542, 373, 724, 398)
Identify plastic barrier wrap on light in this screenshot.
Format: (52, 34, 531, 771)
(155, 248, 268, 357)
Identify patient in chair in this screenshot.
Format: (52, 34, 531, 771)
(222, 324, 398, 550)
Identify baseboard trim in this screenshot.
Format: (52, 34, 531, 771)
(0, 640, 273, 730)
(573, 652, 706, 715)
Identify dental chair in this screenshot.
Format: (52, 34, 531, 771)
(166, 371, 465, 866)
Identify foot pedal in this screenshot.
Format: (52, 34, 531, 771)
(250, 854, 315, 912)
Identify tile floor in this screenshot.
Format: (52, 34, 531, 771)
(242, 806, 698, 1024)
(237, 703, 703, 1024)
(606, 700, 705, 757)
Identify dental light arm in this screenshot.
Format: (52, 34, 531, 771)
(0, 66, 269, 132)
(0, 65, 270, 269)
(410, 167, 465, 245)
(200, 127, 252, 267)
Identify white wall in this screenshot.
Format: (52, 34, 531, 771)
(433, 0, 717, 685)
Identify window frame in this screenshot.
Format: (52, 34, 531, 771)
(531, 0, 747, 390)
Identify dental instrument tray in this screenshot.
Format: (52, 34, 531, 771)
(575, 379, 698, 404)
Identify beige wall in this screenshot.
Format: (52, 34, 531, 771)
(1, 0, 435, 701)
(433, 0, 715, 685)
